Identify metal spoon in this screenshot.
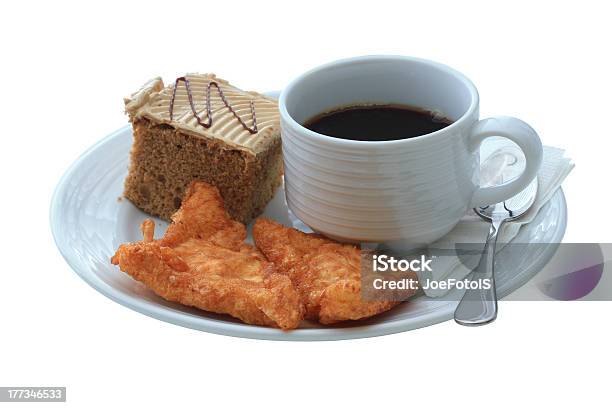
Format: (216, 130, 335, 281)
(454, 176, 538, 326)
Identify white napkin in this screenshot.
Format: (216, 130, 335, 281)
(416, 139, 574, 297)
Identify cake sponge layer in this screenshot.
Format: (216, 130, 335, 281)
(124, 118, 283, 224)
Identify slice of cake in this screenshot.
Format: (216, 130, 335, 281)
(123, 73, 283, 224)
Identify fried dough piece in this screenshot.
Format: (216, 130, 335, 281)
(111, 182, 304, 330)
(161, 181, 246, 250)
(253, 219, 400, 324)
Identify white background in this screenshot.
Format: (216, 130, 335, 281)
(1, 0, 611, 406)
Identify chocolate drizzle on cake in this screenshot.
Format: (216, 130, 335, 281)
(169, 76, 258, 135)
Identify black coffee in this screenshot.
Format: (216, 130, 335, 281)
(304, 104, 453, 141)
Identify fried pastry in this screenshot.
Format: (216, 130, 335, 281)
(111, 182, 304, 330)
(253, 219, 400, 324)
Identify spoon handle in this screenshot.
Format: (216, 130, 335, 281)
(454, 218, 504, 326)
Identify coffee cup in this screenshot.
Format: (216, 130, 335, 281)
(279, 55, 542, 244)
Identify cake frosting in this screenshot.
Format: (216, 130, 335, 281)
(124, 74, 280, 154)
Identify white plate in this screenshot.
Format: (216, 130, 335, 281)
(50, 93, 567, 341)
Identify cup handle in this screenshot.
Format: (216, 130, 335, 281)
(469, 116, 543, 207)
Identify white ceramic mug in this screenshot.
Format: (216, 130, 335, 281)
(279, 56, 542, 244)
